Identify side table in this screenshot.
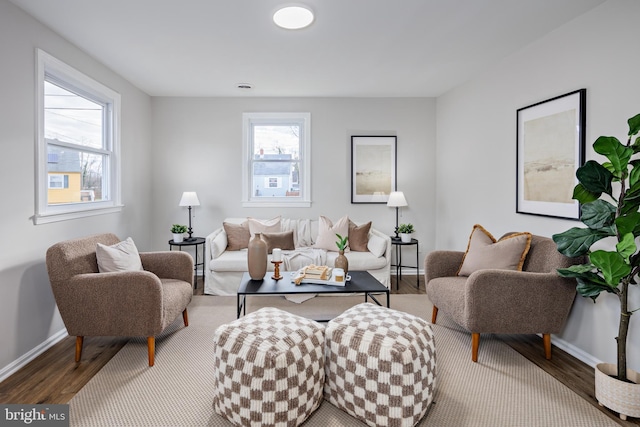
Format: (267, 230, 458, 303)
(168, 237, 205, 289)
(391, 238, 419, 290)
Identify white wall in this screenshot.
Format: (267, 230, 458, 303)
(0, 0, 153, 379)
(150, 97, 437, 261)
(436, 0, 639, 371)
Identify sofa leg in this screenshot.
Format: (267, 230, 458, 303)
(148, 337, 155, 367)
(471, 333, 480, 362)
(543, 333, 552, 360)
(431, 306, 438, 324)
(183, 309, 189, 327)
(75, 336, 84, 362)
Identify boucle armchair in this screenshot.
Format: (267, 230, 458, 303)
(425, 233, 580, 362)
(46, 233, 194, 366)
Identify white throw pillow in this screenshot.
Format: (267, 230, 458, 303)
(314, 215, 349, 252)
(96, 237, 144, 273)
(248, 216, 282, 237)
(367, 234, 387, 258)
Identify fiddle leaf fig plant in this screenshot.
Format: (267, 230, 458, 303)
(552, 113, 640, 382)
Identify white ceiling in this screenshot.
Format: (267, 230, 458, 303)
(10, 0, 606, 97)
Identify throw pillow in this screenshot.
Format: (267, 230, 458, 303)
(367, 234, 387, 258)
(223, 221, 250, 251)
(314, 215, 350, 252)
(248, 216, 282, 237)
(261, 231, 295, 254)
(96, 237, 144, 273)
(349, 220, 372, 252)
(457, 224, 532, 276)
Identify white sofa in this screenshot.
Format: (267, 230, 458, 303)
(205, 217, 391, 295)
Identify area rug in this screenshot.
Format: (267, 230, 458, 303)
(69, 295, 617, 426)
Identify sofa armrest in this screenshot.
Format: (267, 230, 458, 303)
(206, 227, 227, 260)
(369, 228, 392, 265)
(424, 251, 464, 282)
(140, 251, 193, 285)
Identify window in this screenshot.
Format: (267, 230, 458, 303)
(35, 49, 121, 224)
(242, 112, 311, 207)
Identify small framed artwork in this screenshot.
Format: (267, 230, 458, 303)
(351, 136, 397, 203)
(516, 89, 586, 219)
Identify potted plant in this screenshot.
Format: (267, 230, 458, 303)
(552, 113, 640, 421)
(334, 234, 349, 273)
(171, 224, 187, 243)
(398, 223, 414, 243)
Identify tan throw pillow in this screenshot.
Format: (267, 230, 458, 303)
(248, 216, 282, 237)
(223, 221, 250, 251)
(314, 215, 349, 252)
(349, 220, 371, 252)
(261, 231, 295, 254)
(96, 237, 144, 273)
(457, 224, 532, 276)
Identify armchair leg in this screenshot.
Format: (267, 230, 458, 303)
(148, 337, 155, 367)
(471, 333, 480, 362)
(543, 333, 552, 360)
(75, 336, 84, 362)
(183, 309, 189, 327)
(431, 306, 438, 324)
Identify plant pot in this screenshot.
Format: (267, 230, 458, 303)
(172, 233, 184, 243)
(595, 362, 640, 420)
(335, 250, 348, 274)
(248, 233, 267, 280)
(400, 233, 412, 243)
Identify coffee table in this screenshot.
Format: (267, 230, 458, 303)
(237, 270, 390, 319)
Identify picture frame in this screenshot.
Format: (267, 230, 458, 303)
(516, 89, 586, 219)
(351, 136, 397, 203)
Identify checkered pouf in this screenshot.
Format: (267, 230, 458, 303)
(212, 307, 325, 427)
(324, 303, 436, 427)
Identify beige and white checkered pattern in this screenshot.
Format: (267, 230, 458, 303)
(212, 307, 325, 427)
(324, 303, 436, 427)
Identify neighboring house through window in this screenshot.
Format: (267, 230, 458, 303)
(35, 49, 121, 224)
(242, 112, 311, 207)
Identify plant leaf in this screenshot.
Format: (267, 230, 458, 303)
(628, 113, 640, 136)
(621, 181, 640, 215)
(572, 183, 599, 204)
(576, 278, 613, 300)
(615, 212, 640, 238)
(616, 233, 637, 263)
(630, 162, 640, 187)
(576, 160, 613, 196)
(593, 136, 632, 177)
(580, 200, 616, 229)
(552, 227, 613, 257)
(590, 250, 631, 286)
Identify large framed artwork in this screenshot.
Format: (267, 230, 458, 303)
(516, 89, 586, 219)
(351, 136, 397, 203)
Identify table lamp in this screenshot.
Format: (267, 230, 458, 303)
(179, 191, 200, 241)
(387, 191, 408, 240)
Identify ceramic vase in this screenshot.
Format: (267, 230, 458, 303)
(335, 250, 349, 274)
(248, 233, 267, 280)
(595, 363, 640, 421)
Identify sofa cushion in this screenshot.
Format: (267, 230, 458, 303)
(314, 215, 349, 252)
(348, 220, 371, 252)
(262, 231, 295, 253)
(248, 216, 281, 237)
(96, 237, 143, 273)
(223, 221, 250, 251)
(367, 234, 387, 258)
(326, 250, 387, 270)
(457, 224, 532, 276)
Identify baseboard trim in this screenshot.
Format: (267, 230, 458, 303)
(0, 329, 68, 383)
(550, 335, 603, 369)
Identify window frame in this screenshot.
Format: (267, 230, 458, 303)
(242, 112, 311, 207)
(35, 49, 122, 224)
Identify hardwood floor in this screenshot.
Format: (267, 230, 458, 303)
(1, 275, 637, 426)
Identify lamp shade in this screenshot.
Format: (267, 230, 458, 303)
(387, 191, 408, 207)
(179, 192, 200, 207)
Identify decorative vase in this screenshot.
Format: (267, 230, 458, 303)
(335, 250, 348, 274)
(172, 233, 184, 243)
(248, 233, 267, 280)
(400, 233, 412, 243)
(595, 363, 640, 421)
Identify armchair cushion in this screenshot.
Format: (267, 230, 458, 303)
(96, 237, 143, 273)
(458, 224, 532, 276)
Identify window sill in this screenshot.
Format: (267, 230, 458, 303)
(242, 201, 311, 208)
(34, 204, 124, 225)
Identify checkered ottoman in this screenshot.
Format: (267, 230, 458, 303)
(212, 307, 325, 427)
(324, 303, 436, 427)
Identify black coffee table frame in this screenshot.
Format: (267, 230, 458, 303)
(237, 270, 390, 319)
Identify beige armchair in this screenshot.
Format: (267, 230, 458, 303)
(425, 234, 580, 362)
(46, 233, 194, 366)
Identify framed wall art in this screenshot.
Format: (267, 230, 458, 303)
(351, 135, 397, 203)
(516, 89, 586, 219)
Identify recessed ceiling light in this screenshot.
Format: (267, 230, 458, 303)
(273, 6, 314, 30)
(236, 83, 253, 89)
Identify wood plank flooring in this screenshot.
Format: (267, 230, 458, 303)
(0, 275, 637, 426)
